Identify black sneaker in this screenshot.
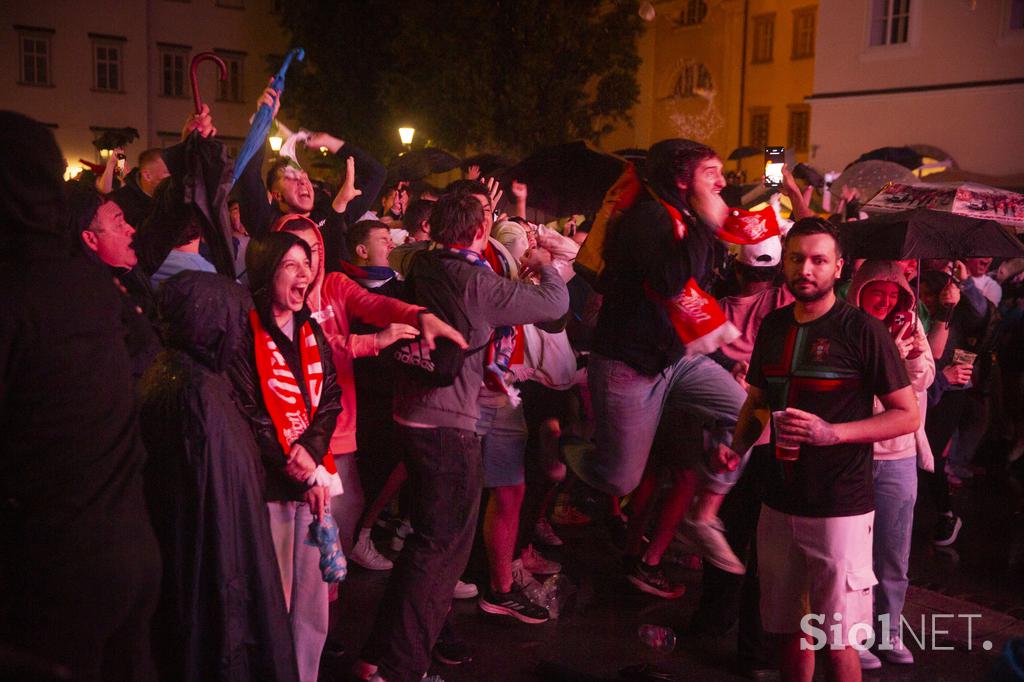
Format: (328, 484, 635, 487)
(433, 623, 472, 665)
(933, 513, 962, 547)
(627, 561, 685, 599)
(479, 585, 550, 624)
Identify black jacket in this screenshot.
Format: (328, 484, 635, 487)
(139, 271, 299, 682)
(236, 142, 387, 267)
(108, 169, 154, 229)
(231, 232, 342, 501)
(594, 194, 724, 375)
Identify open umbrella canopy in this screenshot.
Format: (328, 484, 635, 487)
(462, 153, 517, 178)
(501, 141, 627, 218)
(92, 127, 140, 151)
(839, 208, 1024, 261)
(865, 181, 1024, 232)
(831, 160, 918, 203)
(851, 146, 924, 172)
(728, 145, 760, 161)
(388, 147, 461, 182)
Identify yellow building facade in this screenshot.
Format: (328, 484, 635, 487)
(604, 0, 817, 181)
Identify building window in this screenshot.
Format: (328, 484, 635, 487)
(870, 0, 911, 46)
(787, 108, 810, 153)
(677, 0, 708, 26)
(749, 110, 770, 150)
(666, 62, 713, 99)
(751, 14, 775, 63)
(159, 47, 189, 98)
(216, 52, 245, 102)
(791, 6, 816, 59)
(92, 38, 124, 92)
(17, 30, 52, 86)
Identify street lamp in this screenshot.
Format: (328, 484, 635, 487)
(268, 135, 283, 152)
(398, 127, 415, 147)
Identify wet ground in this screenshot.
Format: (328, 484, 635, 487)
(322, 439, 1024, 681)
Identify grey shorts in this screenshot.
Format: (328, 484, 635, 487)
(476, 401, 528, 488)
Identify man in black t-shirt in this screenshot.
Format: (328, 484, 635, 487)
(721, 218, 918, 682)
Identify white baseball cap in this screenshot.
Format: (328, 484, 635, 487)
(737, 235, 782, 267)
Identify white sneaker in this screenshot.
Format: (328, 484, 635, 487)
(681, 516, 745, 575)
(520, 544, 562, 575)
(511, 558, 540, 589)
(453, 579, 478, 599)
(350, 528, 393, 571)
(879, 634, 915, 665)
(858, 646, 882, 670)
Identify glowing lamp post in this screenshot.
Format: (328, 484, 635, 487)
(268, 135, 283, 152)
(398, 127, 415, 149)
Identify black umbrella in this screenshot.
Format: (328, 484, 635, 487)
(839, 208, 1024, 261)
(462, 153, 517, 177)
(92, 127, 140, 151)
(388, 148, 461, 182)
(613, 148, 647, 174)
(501, 141, 627, 218)
(728, 145, 760, 161)
(850, 146, 923, 172)
(136, 131, 236, 278)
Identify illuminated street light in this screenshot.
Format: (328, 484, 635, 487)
(99, 148, 112, 159)
(268, 135, 283, 152)
(398, 127, 415, 146)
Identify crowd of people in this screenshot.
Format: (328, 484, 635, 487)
(2, 88, 1022, 682)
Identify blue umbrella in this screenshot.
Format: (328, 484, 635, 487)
(229, 47, 305, 188)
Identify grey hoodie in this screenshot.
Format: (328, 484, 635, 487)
(393, 252, 569, 431)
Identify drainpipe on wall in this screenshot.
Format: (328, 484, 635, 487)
(737, 0, 749, 171)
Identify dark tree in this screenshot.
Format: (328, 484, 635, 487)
(276, 0, 642, 159)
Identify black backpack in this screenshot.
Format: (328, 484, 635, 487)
(389, 250, 488, 387)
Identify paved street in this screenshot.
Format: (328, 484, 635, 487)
(325, 441, 1024, 681)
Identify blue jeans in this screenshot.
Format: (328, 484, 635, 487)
(361, 425, 483, 682)
(580, 353, 747, 497)
(871, 457, 917, 628)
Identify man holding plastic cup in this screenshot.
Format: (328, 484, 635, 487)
(718, 218, 920, 682)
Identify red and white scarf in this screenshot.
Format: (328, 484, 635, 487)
(249, 309, 341, 491)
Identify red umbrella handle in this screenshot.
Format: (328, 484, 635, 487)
(190, 52, 228, 114)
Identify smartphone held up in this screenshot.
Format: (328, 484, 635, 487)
(764, 146, 785, 189)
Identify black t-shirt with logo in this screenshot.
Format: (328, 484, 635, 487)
(747, 298, 910, 517)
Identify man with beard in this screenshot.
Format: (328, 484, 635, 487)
(721, 218, 919, 682)
(574, 139, 749, 576)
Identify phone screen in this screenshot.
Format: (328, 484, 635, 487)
(764, 147, 785, 188)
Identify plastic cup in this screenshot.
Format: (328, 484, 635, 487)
(772, 410, 800, 461)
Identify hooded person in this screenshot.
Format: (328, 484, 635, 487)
(571, 139, 750, 578)
(846, 259, 935, 669)
(0, 111, 161, 680)
(230, 230, 342, 682)
(138, 271, 300, 682)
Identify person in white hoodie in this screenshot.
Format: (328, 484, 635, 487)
(847, 260, 935, 670)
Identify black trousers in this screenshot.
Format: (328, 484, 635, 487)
(361, 425, 483, 682)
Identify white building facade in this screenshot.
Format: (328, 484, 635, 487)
(809, 0, 1024, 175)
(1, 0, 287, 174)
